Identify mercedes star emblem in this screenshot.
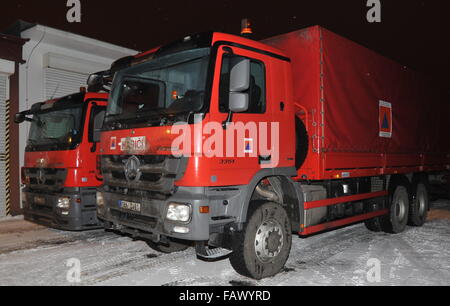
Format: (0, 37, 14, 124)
(124, 156, 142, 182)
(37, 168, 46, 185)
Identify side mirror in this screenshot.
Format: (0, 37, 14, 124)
(14, 113, 25, 124)
(87, 73, 107, 93)
(229, 58, 250, 92)
(229, 92, 249, 113)
(229, 58, 250, 113)
(87, 74, 102, 87)
(222, 56, 251, 128)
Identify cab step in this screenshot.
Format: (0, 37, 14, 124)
(195, 242, 233, 260)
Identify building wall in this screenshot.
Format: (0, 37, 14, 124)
(0, 34, 26, 216)
(17, 25, 137, 210)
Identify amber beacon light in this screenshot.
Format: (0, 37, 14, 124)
(240, 18, 253, 37)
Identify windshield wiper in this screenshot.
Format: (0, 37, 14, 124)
(39, 138, 64, 145)
(26, 138, 65, 150)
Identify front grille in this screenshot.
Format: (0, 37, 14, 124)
(111, 169, 162, 182)
(31, 203, 52, 213)
(111, 209, 158, 227)
(102, 155, 188, 196)
(24, 168, 67, 192)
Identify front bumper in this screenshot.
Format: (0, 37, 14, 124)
(22, 187, 102, 231)
(97, 186, 240, 242)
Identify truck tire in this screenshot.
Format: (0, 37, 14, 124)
(146, 239, 189, 254)
(229, 202, 292, 280)
(382, 185, 410, 234)
(408, 183, 429, 227)
(364, 202, 383, 232)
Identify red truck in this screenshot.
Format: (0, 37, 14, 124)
(95, 25, 450, 279)
(15, 91, 108, 231)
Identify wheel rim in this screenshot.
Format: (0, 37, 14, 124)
(255, 219, 284, 263)
(395, 197, 407, 222)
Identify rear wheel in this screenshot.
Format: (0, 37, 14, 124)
(382, 185, 410, 234)
(408, 183, 429, 227)
(230, 202, 292, 280)
(146, 239, 190, 254)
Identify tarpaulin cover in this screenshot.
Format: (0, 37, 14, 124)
(264, 26, 449, 179)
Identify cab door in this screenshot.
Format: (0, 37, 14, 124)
(207, 45, 277, 185)
(87, 103, 106, 181)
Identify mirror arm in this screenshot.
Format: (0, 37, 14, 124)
(90, 142, 97, 153)
(222, 111, 234, 130)
(102, 85, 111, 93)
(15, 115, 34, 124)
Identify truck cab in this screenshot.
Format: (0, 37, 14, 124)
(16, 91, 108, 231)
(97, 32, 295, 256)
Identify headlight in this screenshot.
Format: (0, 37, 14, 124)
(96, 192, 105, 208)
(57, 197, 71, 210)
(166, 203, 191, 222)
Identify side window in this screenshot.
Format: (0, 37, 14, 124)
(219, 55, 266, 114)
(88, 105, 106, 143)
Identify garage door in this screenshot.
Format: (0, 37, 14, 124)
(0, 75, 8, 217)
(45, 68, 89, 100)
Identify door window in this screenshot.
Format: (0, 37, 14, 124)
(89, 105, 106, 143)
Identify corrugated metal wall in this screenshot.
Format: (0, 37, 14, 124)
(45, 68, 88, 99)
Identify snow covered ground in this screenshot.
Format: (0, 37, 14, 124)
(0, 199, 449, 286)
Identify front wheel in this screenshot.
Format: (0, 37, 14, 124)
(229, 202, 292, 280)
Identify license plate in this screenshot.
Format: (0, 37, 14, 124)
(34, 196, 46, 205)
(119, 200, 141, 213)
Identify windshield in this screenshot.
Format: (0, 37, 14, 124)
(27, 106, 84, 151)
(106, 48, 210, 124)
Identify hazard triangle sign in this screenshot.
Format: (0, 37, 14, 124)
(379, 100, 392, 138)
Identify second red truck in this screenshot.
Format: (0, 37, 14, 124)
(16, 91, 107, 230)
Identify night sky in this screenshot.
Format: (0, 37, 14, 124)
(2, 0, 449, 89)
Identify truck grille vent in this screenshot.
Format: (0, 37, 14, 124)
(111, 209, 158, 227)
(101, 155, 188, 196)
(24, 168, 67, 192)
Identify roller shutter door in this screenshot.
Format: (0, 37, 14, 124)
(0, 75, 8, 217)
(45, 68, 89, 99)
